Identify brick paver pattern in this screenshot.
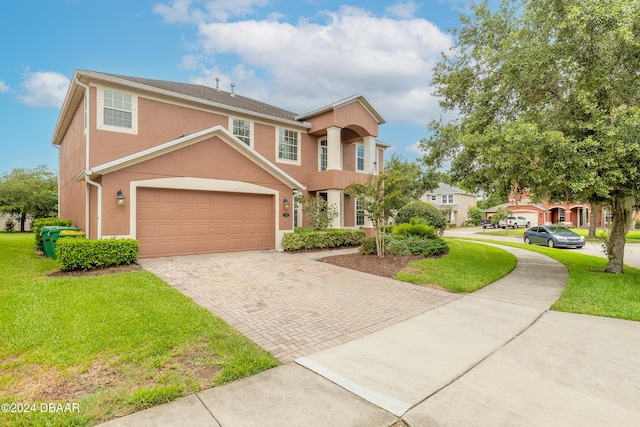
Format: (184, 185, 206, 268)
(140, 249, 460, 363)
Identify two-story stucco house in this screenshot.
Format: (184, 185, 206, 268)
(52, 70, 388, 258)
(422, 183, 478, 226)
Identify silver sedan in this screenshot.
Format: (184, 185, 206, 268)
(523, 226, 585, 248)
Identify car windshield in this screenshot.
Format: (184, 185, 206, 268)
(546, 226, 572, 233)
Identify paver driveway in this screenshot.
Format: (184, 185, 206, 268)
(140, 249, 459, 363)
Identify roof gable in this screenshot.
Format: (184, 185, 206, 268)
(295, 94, 386, 124)
(76, 125, 304, 190)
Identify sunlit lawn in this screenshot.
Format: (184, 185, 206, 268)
(465, 238, 640, 321)
(0, 233, 278, 427)
(396, 240, 517, 293)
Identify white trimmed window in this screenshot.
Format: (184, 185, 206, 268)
(431, 195, 437, 201)
(442, 194, 454, 204)
(278, 128, 299, 163)
(97, 87, 138, 135)
(232, 118, 251, 146)
(319, 139, 327, 171)
(559, 208, 566, 222)
(356, 144, 365, 171)
(356, 198, 365, 226)
(104, 90, 132, 128)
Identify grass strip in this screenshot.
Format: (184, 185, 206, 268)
(395, 240, 517, 293)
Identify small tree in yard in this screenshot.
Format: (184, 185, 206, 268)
(346, 172, 405, 257)
(467, 206, 483, 226)
(295, 194, 338, 231)
(492, 207, 512, 228)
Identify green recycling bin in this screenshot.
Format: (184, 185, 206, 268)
(40, 226, 64, 258)
(47, 226, 84, 259)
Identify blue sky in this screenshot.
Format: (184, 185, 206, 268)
(0, 0, 476, 174)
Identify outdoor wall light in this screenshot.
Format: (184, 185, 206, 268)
(283, 198, 290, 211)
(116, 190, 126, 206)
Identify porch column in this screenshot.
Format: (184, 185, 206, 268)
(327, 126, 342, 170)
(327, 189, 342, 228)
(363, 136, 377, 174)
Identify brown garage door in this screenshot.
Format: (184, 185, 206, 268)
(137, 188, 274, 258)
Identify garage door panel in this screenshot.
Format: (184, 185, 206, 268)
(137, 188, 275, 258)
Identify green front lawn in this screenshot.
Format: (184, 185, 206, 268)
(0, 233, 278, 427)
(396, 240, 517, 292)
(468, 238, 640, 321)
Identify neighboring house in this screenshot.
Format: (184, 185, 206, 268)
(483, 198, 598, 227)
(52, 70, 389, 258)
(422, 183, 478, 226)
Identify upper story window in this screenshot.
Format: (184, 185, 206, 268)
(232, 118, 251, 146)
(441, 194, 454, 204)
(278, 128, 299, 163)
(356, 144, 365, 171)
(319, 139, 327, 171)
(104, 90, 132, 128)
(431, 195, 437, 201)
(97, 86, 138, 135)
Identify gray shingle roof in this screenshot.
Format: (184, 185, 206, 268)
(89, 71, 301, 122)
(427, 182, 476, 196)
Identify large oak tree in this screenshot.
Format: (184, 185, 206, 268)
(422, 0, 640, 273)
(0, 165, 58, 231)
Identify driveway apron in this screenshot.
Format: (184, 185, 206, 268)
(139, 249, 459, 363)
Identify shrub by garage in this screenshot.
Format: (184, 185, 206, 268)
(56, 238, 140, 271)
(282, 228, 365, 251)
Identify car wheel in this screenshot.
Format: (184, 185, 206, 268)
(547, 239, 555, 248)
(526, 222, 530, 228)
(515, 224, 518, 229)
(576, 245, 584, 249)
(524, 236, 531, 245)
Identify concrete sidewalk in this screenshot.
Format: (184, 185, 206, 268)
(100, 243, 640, 426)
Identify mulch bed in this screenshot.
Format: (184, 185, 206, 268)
(317, 252, 423, 278)
(47, 263, 143, 277)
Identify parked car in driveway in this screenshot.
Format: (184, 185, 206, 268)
(523, 225, 585, 248)
(499, 216, 530, 229)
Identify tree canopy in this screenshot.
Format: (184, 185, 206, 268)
(0, 165, 58, 231)
(422, 0, 640, 273)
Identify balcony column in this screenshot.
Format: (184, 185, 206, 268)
(327, 189, 343, 228)
(327, 126, 342, 170)
(363, 136, 378, 174)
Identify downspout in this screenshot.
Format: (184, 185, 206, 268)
(76, 77, 102, 239)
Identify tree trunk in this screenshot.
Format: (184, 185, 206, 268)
(20, 212, 26, 232)
(604, 198, 633, 274)
(588, 203, 598, 239)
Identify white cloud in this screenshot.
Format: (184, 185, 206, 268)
(0, 80, 9, 93)
(154, 0, 269, 23)
(18, 71, 70, 108)
(386, 0, 420, 19)
(188, 5, 451, 124)
(405, 141, 423, 156)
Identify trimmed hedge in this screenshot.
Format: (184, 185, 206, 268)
(393, 223, 437, 239)
(56, 238, 140, 271)
(33, 218, 73, 252)
(282, 229, 365, 251)
(360, 235, 448, 257)
(396, 201, 447, 232)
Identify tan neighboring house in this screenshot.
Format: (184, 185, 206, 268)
(422, 183, 478, 226)
(52, 70, 389, 258)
